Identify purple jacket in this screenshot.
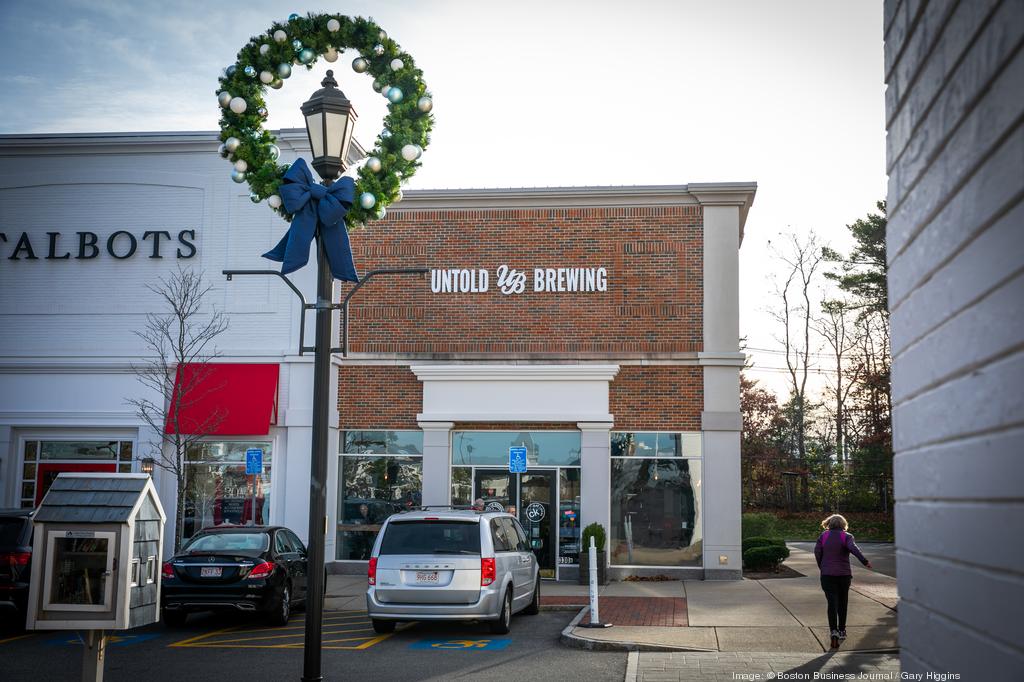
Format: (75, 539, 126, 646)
(814, 529, 868, 576)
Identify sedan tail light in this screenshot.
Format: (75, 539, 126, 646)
(480, 557, 496, 586)
(368, 557, 378, 586)
(247, 561, 275, 580)
(161, 561, 175, 579)
(1, 552, 30, 566)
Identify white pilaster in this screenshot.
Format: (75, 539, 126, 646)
(418, 421, 454, 506)
(578, 421, 613, 564)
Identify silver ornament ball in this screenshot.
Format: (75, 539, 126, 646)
(249, 192, 261, 203)
(224, 136, 241, 152)
(380, 129, 392, 139)
(327, 18, 341, 32)
(291, 39, 303, 51)
(371, 79, 384, 92)
(244, 65, 256, 78)
(299, 48, 315, 64)
(359, 192, 376, 209)
(270, 78, 283, 89)
(375, 206, 387, 220)
(229, 97, 247, 114)
(273, 29, 287, 43)
(259, 43, 271, 56)
(230, 169, 247, 183)
(365, 156, 382, 173)
(267, 194, 283, 209)
(257, 106, 268, 118)
(401, 144, 420, 161)
(267, 144, 281, 161)
(277, 63, 292, 79)
(234, 159, 248, 172)
(352, 57, 369, 73)
(417, 96, 433, 113)
(259, 70, 274, 84)
(390, 58, 404, 71)
(217, 91, 232, 108)
(373, 43, 385, 56)
(378, 29, 387, 41)
(323, 46, 339, 63)
(217, 143, 229, 158)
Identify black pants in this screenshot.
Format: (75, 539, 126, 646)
(820, 575, 853, 631)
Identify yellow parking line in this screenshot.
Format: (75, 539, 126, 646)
(205, 626, 374, 645)
(0, 634, 33, 645)
(169, 624, 240, 648)
(238, 616, 366, 634)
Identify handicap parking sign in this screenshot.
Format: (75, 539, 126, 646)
(508, 446, 528, 473)
(245, 448, 263, 475)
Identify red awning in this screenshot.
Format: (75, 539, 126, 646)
(165, 363, 279, 436)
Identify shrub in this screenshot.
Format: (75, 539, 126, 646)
(742, 512, 778, 539)
(582, 522, 606, 552)
(743, 545, 790, 571)
(742, 536, 783, 553)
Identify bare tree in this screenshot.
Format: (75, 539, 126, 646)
(768, 232, 824, 464)
(127, 268, 229, 551)
(816, 300, 862, 463)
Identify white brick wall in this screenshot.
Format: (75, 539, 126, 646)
(884, 0, 1024, 676)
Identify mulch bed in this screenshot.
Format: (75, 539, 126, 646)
(743, 564, 805, 580)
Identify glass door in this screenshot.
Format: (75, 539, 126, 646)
(519, 471, 556, 579)
(474, 469, 513, 513)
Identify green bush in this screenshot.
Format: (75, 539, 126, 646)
(743, 544, 790, 571)
(582, 522, 606, 552)
(742, 536, 784, 553)
(742, 512, 778, 539)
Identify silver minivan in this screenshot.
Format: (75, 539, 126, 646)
(365, 509, 540, 634)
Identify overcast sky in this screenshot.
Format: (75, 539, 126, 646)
(0, 0, 887, 397)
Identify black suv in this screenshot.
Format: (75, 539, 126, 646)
(0, 509, 33, 628)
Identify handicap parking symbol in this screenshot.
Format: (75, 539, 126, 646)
(45, 633, 160, 647)
(409, 638, 511, 650)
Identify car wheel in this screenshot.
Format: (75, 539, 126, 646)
(268, 584, 291, 626)
(371, 618, 396, 634)
(524, 576, 540, 615)
(488, 588, 512, 634)
(162, 609, 188, 627)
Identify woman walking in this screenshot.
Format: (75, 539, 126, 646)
(814, 514, 872, 649)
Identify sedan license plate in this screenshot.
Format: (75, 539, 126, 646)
(415, 571, 438, 584)
(200, 566, 222, 578)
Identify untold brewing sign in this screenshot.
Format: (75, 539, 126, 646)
(430, 265, 608, 296)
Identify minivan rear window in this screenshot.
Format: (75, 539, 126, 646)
(0, 518, 28, 546)
(379, 521, 481, 556)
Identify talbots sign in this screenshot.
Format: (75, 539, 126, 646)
(0, 230, 198, 261)
(430, 265, 608, 296)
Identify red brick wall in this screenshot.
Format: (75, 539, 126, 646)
(337, 366, 704, 431)
(338, 366, 420, 430)
(610, 366, 703, 431)
(342, 205, 703, 354)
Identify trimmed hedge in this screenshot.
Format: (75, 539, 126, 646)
(743, 544, 790, 571)
(582, 522, 606, 552)
(742, 536, 783, 553)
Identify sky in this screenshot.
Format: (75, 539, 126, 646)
(0, 0, 888, 397)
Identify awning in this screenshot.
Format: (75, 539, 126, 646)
(164, 363, 279, 436)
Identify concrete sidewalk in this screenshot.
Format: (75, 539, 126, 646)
(564, 546, 899, 655)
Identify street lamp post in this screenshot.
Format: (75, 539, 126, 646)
(299, 70, 358, 682)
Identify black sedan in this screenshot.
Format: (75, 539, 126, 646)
(0, 509, 33, 629)
(161, 525, 308, 626)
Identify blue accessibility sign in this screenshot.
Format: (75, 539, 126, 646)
(245, 448, 263, 475)
(508, 446, 528, 473)
(409, 638, 512, 650)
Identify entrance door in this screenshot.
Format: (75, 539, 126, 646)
(474, 470, 513, 513)
(519, 471, 556, 579)
(36, 462, 117, 505)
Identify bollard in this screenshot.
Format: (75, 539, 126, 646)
(578, 535, 612, 628)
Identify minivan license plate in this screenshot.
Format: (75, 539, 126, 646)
(415, 571, 438, 584)
(200, 567, 222, 578)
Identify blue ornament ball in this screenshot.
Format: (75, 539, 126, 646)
(299, 48, 315, 64)
(225, 64, 237, 78)
(288, 13, 300, 21)
(277, 63, 292, 79)
(244, 65, 256, 78)
(358, 192, 376, 209)
(387, 87, 404, 103)
(292, 39, 303, 51)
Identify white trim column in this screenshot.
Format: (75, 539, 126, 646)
(578, 421, 613, 564)
(418, 421, 453, 506)
(697, 198, 745, 579)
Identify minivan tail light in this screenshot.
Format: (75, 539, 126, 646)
(247, 561, 275, 580)
(161, 561, 175, 579)
(1, 552, 30, 566)
(368, 557, 378, 586)
(480, 557, 496, 586)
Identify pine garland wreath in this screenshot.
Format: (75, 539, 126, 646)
(215, 13, 433, 227)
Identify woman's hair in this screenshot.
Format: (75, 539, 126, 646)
(821, 514, 849, 531)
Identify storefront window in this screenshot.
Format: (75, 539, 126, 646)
(559, 468, 581, 566)
(182, 441, 272, 540)
(337, 431, 423, 560)
(610, 432, 701, 567)
(21, 439, 135, 509)
(452, 431, 581, 467)
(451, 467, 472, 506)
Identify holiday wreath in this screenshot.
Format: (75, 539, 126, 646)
(215, 13, 433, 227)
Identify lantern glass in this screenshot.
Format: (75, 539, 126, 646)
(324, 111, 347, 159)
(300, 70, 358, 181)
(305, 113, 325, 159)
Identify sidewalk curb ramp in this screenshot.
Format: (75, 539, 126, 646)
(559, 607, 717, 653)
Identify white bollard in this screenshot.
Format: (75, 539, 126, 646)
(579, 535, 612, 628)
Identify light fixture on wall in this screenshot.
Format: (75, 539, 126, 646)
(141, 458, 155, 476)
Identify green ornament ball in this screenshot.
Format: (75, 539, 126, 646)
(299, 48, 315, 64)
(277, 63, 292, 79)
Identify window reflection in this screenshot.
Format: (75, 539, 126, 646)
(336, 454, 422, 560)
(183, 441, 271, 540)
(452, 432, 581, 466)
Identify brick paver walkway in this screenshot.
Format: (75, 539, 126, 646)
(599, 597, 688, 626)
(631, 651, 900, 681)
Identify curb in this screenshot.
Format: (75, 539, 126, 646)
(559, 607, 717, 653)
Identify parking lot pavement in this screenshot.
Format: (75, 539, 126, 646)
(0, 610, 626, 682)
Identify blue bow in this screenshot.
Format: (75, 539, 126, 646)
(262, 158, 359, 282)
